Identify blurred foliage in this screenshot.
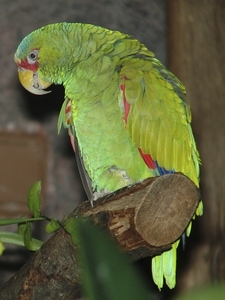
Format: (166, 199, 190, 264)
(0, 181, 45, 252)
(73, 218, 153, 300)
(173, 284, 225, 300)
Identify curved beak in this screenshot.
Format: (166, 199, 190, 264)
(17, 67, 52, 95)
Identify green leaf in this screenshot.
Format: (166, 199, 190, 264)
(18, 219, 27, 235)
(76, 219, 151, 300)
(0, 217, 43, 226)
(27, 181, 42, 218)
(64, 216, 82, 245)
(0, 231, 43, 250)
(23, 222, 34, 250)
(45, 218, 60, 234)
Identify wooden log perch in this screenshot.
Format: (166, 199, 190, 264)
(0, 173, 200, 299)
(74, 173, 200, 260)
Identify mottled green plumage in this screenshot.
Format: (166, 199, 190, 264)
(15, 22, 203, 289)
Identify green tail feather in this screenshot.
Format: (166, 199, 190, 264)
(152, 240, 180, 289)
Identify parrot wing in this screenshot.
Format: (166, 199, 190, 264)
(58, 98, 94, 203)
(118, 55, 201, 289)
(118, 55, 200, 185)
(73, 130, 94, 204)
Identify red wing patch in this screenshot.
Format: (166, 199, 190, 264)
(121, 80, 155, 170)
(138, 148, 156, 169)
(64, 99, 75, 152)
(65, 100, 72, 126)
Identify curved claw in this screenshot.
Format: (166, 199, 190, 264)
(17, 68, 52, 95)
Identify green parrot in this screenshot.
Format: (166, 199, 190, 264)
(14, 22, 203, 289)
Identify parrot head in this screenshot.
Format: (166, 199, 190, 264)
(14, 37, 52, 95)
(14, 23, 73, 95)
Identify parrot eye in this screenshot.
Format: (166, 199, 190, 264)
(27, 50, 39, 64)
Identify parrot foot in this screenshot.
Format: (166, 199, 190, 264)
(89, 189, 111, 206)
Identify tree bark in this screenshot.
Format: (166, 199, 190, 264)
(0, 174, 200, 299)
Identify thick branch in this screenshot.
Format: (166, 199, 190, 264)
(0, 174, 200, 299)
(74, 173, 200, 259)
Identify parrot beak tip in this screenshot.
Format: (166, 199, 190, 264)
(17, 68, 52, 95)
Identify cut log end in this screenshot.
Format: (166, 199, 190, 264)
(135, 174, 200, 247)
